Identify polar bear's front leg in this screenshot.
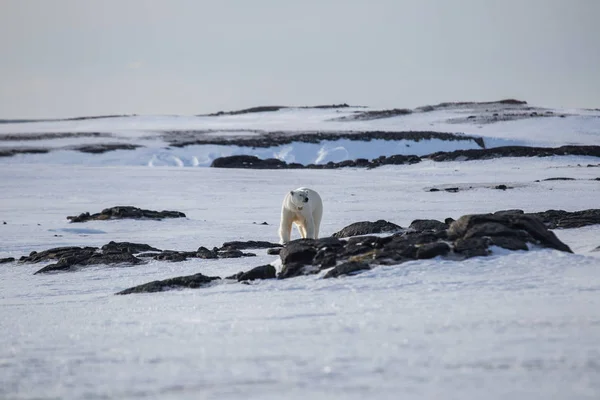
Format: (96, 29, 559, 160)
(279, 210, 293, 244)
(304, 216, 316, 239)
(296, 223, 307, 239)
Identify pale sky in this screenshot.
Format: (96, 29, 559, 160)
(1, 0, 599, 118)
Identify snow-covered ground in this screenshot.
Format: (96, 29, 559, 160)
(1, 103, 600, 399)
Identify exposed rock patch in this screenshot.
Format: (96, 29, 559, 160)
(0, 148, 50, 157)
(334, 108, 413, 121)
(67, 206, 186, 222)
(0, 257, 15, 264)
(167, 130, 483, 149)
(220, 240, 282, 251)
(0, 132, 111, 141)
(116, 273, 221, 295)
(71, 143, 142, 154)
(227, 264, 277, 282)
(210, 154, 421, 170)
(21, 240, 261, 274)
(210, 145, 600, 170)
(528, 209, 600, 229)
(427, 145, 600, 162)
(204, 104, 351, 117)
(332, 220, 404, 238)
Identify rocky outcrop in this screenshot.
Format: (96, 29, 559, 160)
(334, 108, 412, 121)
(204, 104, 351, 117)
(0, 148, 50, 157)
(332, 220, 404, 238)
(101, 241, 160, 254)
(0, 257, 15, 264)
(210, 155, 299, 169)
(276, 211, 573, 280)
(210, 154, 421, 170)
(427, 145, 600, 162)
(220, 241, 282, 251)
(528, 209, 600, 229)
(111, 208, 599, 294)
(67, 206, 186, 222)
(33, 250, 142, 274)
(168, 130, 483, 149)
(21, 240, 261, 274)
(71, 143, 141, 154)
(210, 145, 600, 170)
(227, 265, 277, 282)
(116, 273, 221, 295)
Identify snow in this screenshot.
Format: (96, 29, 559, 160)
(1, 104, 600, 399)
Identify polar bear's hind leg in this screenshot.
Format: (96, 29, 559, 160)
(279, 212, 294, 244)
(313, 206, 322, 239)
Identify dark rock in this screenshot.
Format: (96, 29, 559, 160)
(196, 246, 218, 259)
(101, 241, 161, 254)
(0, 257, 15, 264)
(495, 184, 509, 190)
(279, 240, 318, 265)
(67, 206, 186, 222)
(489, 236, 529, 251)
(72, 143, 141, 154)
(170, 129, 481, 152)
(219, 240, 282, 251)
(454, 237, 491, 258)
(34, 251, 142, 274)
(463, 222, 527, 239)
(267, 247, 282, 255)
(0, 148, 51, 158)
(592, 245, 600, 252)
(332, 220, 403, 238)
(429, 188, 440, 192)
(116, 273, 221, 294)
(416, 242, 451, 259)
(372, 154, 422, 166)
(278, 262, 320, 279)
(228, 264, 277, 281)
(210, 155, 292, 169)
(218, 249, 256, 258)
(20, 246, 98, 263)
(207, 105, 287, 116)
(153, 251, 190, 262)
(494, 209, 524, 216)
(427, 145, 600, 162)
(448, 213, 572, 253)
(314, 251, 337, 269)
(136, 252, 162, 258)
(323, 261, 370, 278)
(313, 236, 346, 249)
(445, 187, 460, 193)
(335, 108, 412, 121)
(542, 177, 575, 181)
(409, 219, 448, 232)
(528, 209, 600, 229)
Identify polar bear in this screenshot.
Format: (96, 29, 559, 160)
(279, 187, 323, 244)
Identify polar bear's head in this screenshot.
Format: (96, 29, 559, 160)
(289, 189, 310, 208)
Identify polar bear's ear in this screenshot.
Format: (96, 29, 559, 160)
(290, 190, 294, 196)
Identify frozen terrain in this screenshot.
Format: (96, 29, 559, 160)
(1, 101, 600, 399)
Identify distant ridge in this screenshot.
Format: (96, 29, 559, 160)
(0, 114, 137, 124)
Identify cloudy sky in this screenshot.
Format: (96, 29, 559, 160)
(1, 0, 599, 118)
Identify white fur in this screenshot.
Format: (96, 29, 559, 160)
(278, 187, 323, 244)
